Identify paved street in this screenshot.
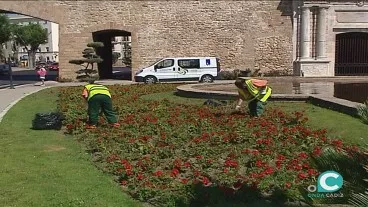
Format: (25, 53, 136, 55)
(0, 67, 58, 89)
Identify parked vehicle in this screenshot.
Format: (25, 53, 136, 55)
(35, 61, 47, 70)
(0, 64, 11, 75)
(47, 62, 59, 71)
(134, 57, 220, 84)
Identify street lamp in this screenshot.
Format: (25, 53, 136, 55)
(9, 62, 14, 89)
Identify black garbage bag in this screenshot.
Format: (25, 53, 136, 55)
(32, 112, 65, 130)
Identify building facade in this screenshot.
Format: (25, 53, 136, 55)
(2, 13, 59, 64)
(293, 0, 368, 76)
(0, 1, 366, 79)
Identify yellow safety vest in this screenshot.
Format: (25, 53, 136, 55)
(240, 79, 272, 103)
(84, 84, 111, 101)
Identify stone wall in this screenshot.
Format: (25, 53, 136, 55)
(0, 0, 293, 80)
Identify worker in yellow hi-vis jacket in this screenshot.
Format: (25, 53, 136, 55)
(82, 83, 120, 129)
(234, 78, 272, 117)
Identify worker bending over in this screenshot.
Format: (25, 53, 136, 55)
(234, 78, 272, 117)
(82, 82, 120, 129)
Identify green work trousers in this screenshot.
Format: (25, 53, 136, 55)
(88, 94, 118, 125)
(248, 99, 265, 117)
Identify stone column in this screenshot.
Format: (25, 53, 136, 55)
(316, 6, 328, 59)
(300, 6, 311, 59)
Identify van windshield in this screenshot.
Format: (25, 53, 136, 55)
(148, 58, 163, 67)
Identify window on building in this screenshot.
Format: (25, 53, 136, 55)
(46, 47, 49, 52)
(178, 59, 200, 68)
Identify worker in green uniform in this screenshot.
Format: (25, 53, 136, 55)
(82, 83, 120, 129)
(234, 78, 272, 117)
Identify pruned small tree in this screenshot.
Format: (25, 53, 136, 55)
(69, 42, 104, 83)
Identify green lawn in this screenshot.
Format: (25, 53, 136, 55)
(142, 91, 367, 146)
(0, 88, 140, 207)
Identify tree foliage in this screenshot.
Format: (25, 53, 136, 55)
(13, 23, 48, 68)
(0, 14, 12, 45)
(122, 42, 131, 67)
(69, 42, 104, 83)
(112, 52, 121, 64)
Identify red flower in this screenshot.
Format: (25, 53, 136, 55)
(264, 167, 274, 175)
(194, 170, 201, 177)
(251, 150, 260, 156)
(170, 168, 180, 177)
(120, 180, 128, 185)
(137, 173, 144, 180)
(174, 159, 182, 168)
(308, 169, 318, 176)
(276, 160, 282, 169)
(294, 164, 302, 171)
(298, 152, 308, 159)
(313, 146, 322, 156)
(223, 168, 229, 173)
(285, 182, 291, 188)
(126, 170, 133, 176)
(298, 172, 308, 179)
(302, 163, 310, 169)
(277, 154, 286, 160)
(256, 160, 263, 167)
(196, 155, 203, 159)
(124, 163, 132, 171)
(202, 176, 211, 186)
(184, 162, 191, 168)
(181, 178, 189, 184)
(153, 170, 163, 177)
(242, 149, 251, 154)
(224, 159, 238, 168)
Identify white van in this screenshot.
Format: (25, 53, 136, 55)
(134, 57, 220, 84)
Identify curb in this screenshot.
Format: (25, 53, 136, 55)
(0, 86, 51, 123)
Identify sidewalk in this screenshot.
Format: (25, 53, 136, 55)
(0, 80, 134, 122)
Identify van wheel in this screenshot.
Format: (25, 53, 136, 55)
(144, 76, 157, 84)
(201, 75, 214, 83)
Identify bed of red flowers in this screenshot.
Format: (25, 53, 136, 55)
(58, 84, 362, 206)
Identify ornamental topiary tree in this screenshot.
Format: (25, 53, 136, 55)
(69, 42, 104, 83)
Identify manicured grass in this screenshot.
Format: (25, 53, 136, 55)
(0, 88, 140, 207)
(142, 92, 367, 146)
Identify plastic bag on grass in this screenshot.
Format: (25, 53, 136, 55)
(32, 112, 65, 130)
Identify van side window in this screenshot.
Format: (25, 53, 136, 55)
(178, 59, 200, 68)
(156, 59, 174, 69)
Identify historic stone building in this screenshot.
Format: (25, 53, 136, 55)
(0, 0, 367, 80)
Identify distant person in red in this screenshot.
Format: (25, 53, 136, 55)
(36, 67, 47, 86)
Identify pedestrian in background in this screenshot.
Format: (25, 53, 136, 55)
(36, 67, 47, 86)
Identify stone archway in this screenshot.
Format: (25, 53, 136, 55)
(92, 29, 131, 79)
(0, 1, 64, 24)
(80, 23, 137, 81)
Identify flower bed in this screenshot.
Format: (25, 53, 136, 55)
(59, 84, 362, 206)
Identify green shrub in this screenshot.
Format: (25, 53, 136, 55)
(357, 99, 368, 125)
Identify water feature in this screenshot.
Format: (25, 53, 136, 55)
(194, 81, 368, 103)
